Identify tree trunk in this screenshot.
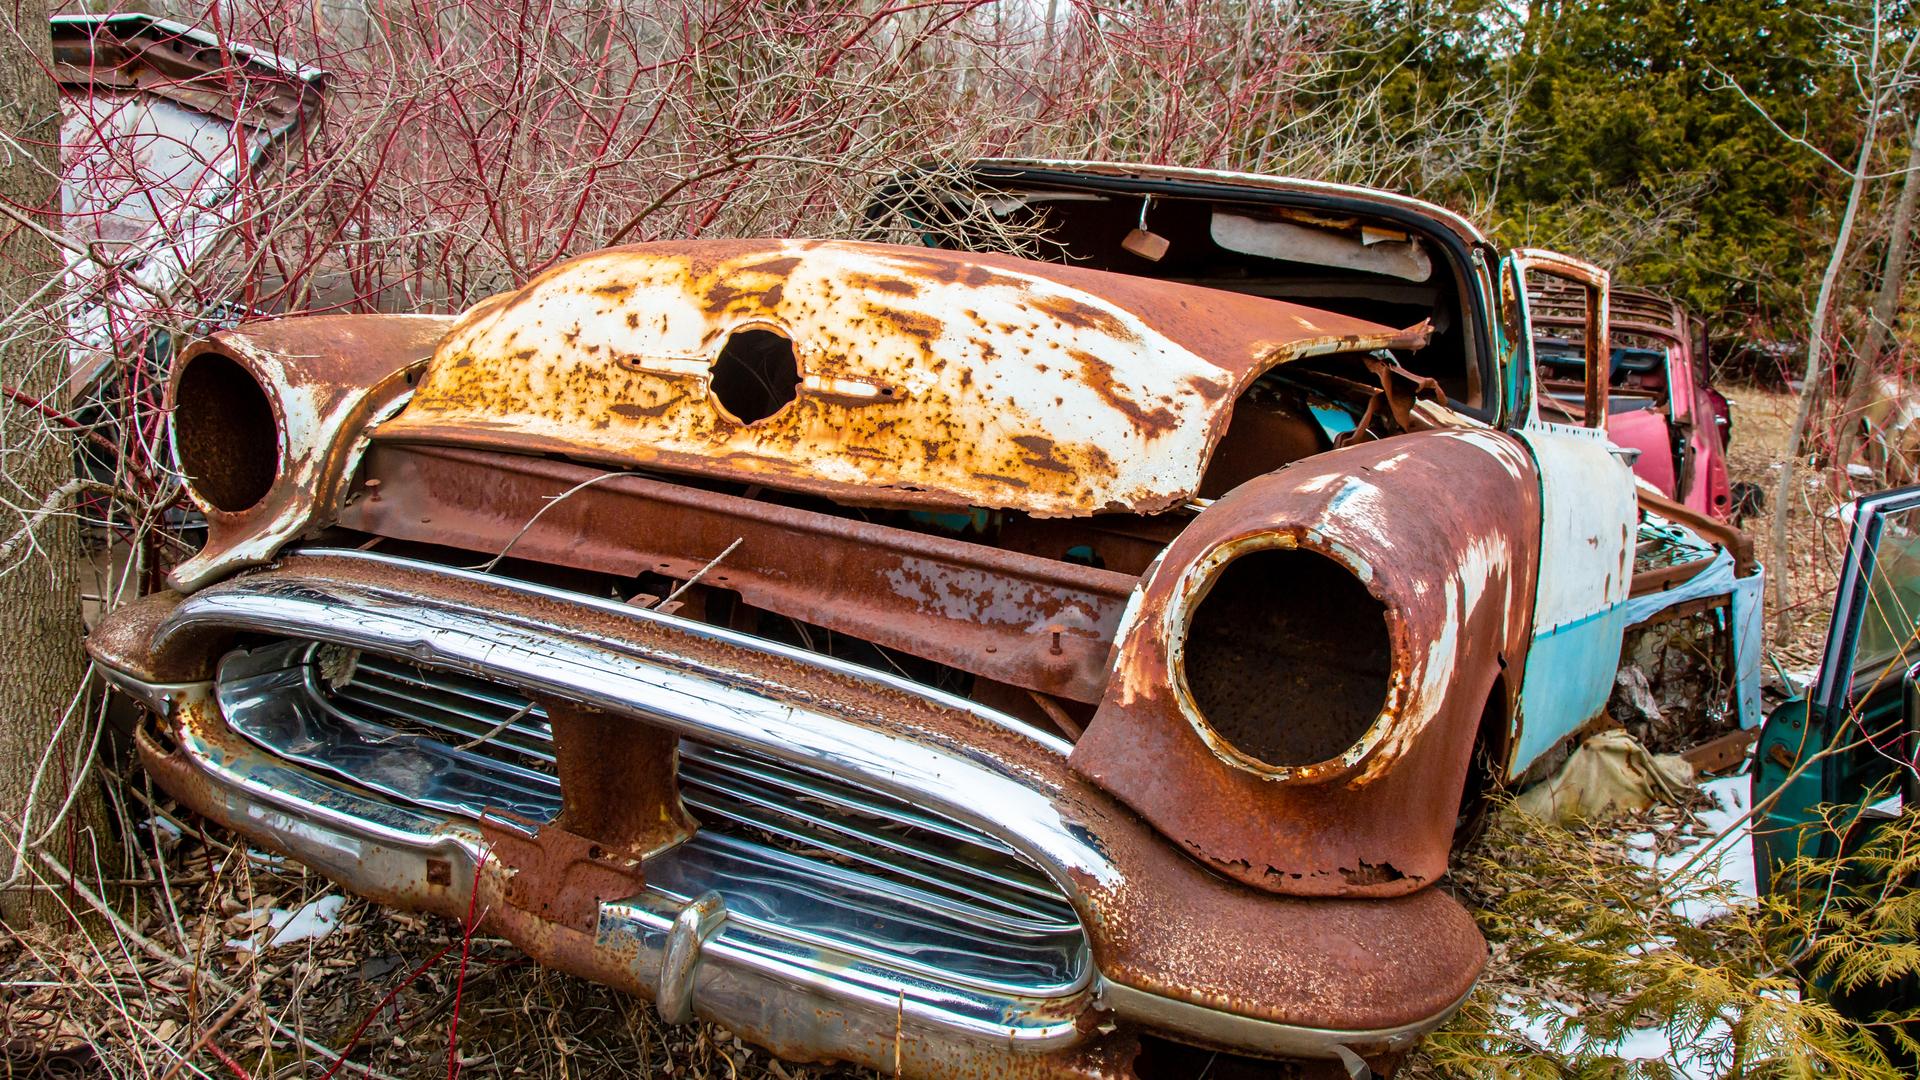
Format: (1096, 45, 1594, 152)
(1769, 98, 1883, 642)
(1833, 109, 1920, 484)
(0, 0, 111, 926)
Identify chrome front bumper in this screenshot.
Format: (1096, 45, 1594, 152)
(95, 549, 1483, 1079)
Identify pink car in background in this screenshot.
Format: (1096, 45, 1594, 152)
(1532, 285, 1739, 520)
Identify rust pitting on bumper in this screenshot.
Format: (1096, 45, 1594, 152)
(91, 552, 1486, 1058)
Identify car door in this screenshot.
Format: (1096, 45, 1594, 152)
(1496, 250, 1640, 774)
(1753, 485, 1920, 890)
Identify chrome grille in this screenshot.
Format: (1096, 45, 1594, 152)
(218, 639, 1087, 996)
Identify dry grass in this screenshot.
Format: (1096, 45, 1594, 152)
(1, 779, 874, 1079)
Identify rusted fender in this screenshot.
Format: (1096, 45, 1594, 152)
(379, 239, 1428, 517)
(1072, 429, 1540, 897)
(168, 314, 454, 591)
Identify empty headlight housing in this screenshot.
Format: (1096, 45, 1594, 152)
(171, 351, 281, 514)
(1174, 540, 1395, 779)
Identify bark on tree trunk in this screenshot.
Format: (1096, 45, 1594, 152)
(1833, 109, 1920, 485)
(0, 0, 112, 926)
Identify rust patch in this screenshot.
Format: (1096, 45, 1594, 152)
(1031, 293, 1134, 341)
(610, 399, 681, 420)
(480, 816, 646, 933)
(1072, 429, 1541, 896)
(844, 271, 919, 297)
(1012, 435, 1073, 474)
(542, 699, 696, 858)
(1064, 349, 1177, 435)
(376, 239, 1430, 519)
(737, 255, 802, 278)
(864, 303, 942, 343)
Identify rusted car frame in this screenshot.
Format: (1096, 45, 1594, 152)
(93, 159, 1762, 1077)
(1529, 280, 1737, 519)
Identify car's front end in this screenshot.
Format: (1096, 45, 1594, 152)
(96, 545, 1486, 1077)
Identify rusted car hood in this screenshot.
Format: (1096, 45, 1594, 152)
(379, 239, 1428, 516)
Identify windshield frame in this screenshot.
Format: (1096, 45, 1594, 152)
(1816, 485, 1920, 713)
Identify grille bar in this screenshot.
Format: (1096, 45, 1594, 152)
(339, 656, 558, 764)
(216, 638, 1088, 997)
(677, 767, 1075, 932)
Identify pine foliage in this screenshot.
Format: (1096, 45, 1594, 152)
(1410, 802, 1920, 1078)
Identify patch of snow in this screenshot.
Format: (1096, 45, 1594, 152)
(1672, 770, 1759, 920)
(144, 815, 181, 849)
(1500, 996, 1726, 1078)
(226, 894, 348, 953)
(1504, 756, 1767, 1073)
(1773, 665, 1820, 697)
(1621, 766, 1758, 922)
(1613, 1021, 1723, 1077)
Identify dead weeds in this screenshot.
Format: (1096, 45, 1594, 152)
(0, 772, 873, 1080)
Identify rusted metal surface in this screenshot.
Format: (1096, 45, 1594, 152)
(1512, 248, 1610, 425)
(1681, 728, 1759, 775)
(1532, 282, 1683, 345)
(168, 314, 455, 591)
(1638, 487, 1756, 578)
(540, 698, 696, 858)
(378, 239, 1429, 517)
(53, 14, 327, 393)
(1072, 428, 1540, 897)
(84, 588, 204, 682)
(51, 14, 322, 131)
(117, 551, 1487, 1040)
(336, 442, 1134, 702)
(480, 815, 648, 933)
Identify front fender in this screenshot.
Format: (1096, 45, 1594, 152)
(167, 315, 454, 592)
(1070, 428, 1540, 896)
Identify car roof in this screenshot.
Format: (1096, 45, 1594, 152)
(956, 158, 1491, 249)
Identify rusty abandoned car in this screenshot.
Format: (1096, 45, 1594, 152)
(88, 162, 1762, 1077)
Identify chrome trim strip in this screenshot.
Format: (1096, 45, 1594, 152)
(284, 547, 1075, 756)
(1098, 981, 1473, 1060)
(95, 665, 204, 717)
(156, 563, 1115, 893)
